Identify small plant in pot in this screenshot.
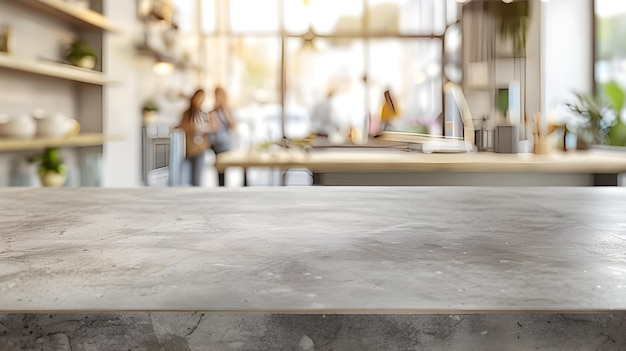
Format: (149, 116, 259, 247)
(142, 99, 159, 125)
(565, 82, 626, 150)
(66, 39, 98, 70)
(565, 94, 612, 150)
(28, 148, 67, 187)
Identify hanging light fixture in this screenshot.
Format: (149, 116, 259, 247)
(300, 0, 315, 51)
(299, 26, 318, 53)
(153, 53, 176, 75)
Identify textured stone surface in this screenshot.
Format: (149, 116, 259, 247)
(1, 312, 625, 351)
(1, 187, 626, 312)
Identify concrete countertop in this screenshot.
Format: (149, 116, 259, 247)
(0, 187, 625, 312)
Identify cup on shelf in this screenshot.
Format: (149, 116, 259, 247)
(0, 113, 37, 139)
(34, 111, 81, 139)
(534, 136, 553, 155)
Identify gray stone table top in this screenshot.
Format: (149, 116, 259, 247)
(1, 187, 625, 313)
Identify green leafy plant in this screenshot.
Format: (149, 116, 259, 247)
(28, 148, 66, 176)
(66, 39, 97, 66)
(492, 0, 529, 56)
(565, 94, 611, 146)
(142, 99, 160, 113)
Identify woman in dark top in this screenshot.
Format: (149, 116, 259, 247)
(209, 87, 236, 186)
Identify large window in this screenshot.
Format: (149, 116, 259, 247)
(188, 0, 461, 142)
(595, 0, 626, 89)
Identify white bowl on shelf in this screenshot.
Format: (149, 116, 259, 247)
(0, 113, 37, 139)
(35, 113, 81, 139)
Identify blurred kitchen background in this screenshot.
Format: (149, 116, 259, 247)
(0, 0, 623, 187)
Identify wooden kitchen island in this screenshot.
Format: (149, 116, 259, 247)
(217, 148, 626, 186)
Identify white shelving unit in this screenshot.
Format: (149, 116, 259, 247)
(0, 0, 120, 186)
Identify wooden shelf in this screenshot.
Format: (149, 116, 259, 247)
(17, 0, 119, 32)
(0, 54, 110, 85)
(0, 134, 110, 152)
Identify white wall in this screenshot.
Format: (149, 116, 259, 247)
(525, 0, 542, 116)
(542, 0, 593, 122)
(102, 1, 145, 187)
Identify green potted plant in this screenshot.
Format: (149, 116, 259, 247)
(142, 99, 159, 125)
(28, 148, 67, 187)
(565, 94, 610, 150)
(66, 39, 98, 70)
(565, 82, 626, 150)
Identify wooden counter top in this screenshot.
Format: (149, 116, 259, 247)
(216, 148, 626, 174)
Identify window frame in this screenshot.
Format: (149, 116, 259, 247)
(197, 0, 458, 137)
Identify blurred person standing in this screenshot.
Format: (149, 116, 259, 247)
(176, 89, 211, 186)
(312, 89, 351, 143)
(311, 90, 335, 137)
(209, 87, 237, 187)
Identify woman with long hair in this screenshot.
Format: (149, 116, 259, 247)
(177, 89, 211, 186)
